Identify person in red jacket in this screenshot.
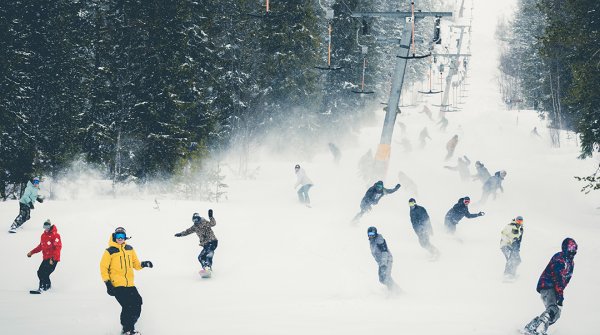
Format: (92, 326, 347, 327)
(27, 219, 62, 292)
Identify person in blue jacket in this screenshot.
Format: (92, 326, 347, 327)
(408, 198, 439, 258)
(367, 226, 397, 290)
(522, 238, 577, 335)
(443, 196, 484, 234)
(352, 181, 400, 222)
(9, 177, 44, 233)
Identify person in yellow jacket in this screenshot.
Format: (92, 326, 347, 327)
(100, 227, 153, 335)
(500, 216, 524, 280)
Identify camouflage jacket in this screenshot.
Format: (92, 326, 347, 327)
(178, 217, 217, 246)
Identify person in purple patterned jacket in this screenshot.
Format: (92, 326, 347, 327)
(522, 238, 577, 335)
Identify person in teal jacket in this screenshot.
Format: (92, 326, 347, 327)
(9, 177, 44, 233)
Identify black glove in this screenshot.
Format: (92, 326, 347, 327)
(478, 211, 485, 216)
(557, 298, 563, 306)
(29, 202, 34, 210)
(105, 281, 115, 296)
(36, 196, 44, 203)
(174, 233, 182, 237)
(394, 183, 401, 190)
(141, 261, 153, 268)
(208, 209, 213, 218)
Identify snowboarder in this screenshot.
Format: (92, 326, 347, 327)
(522, 238, 577, 335)
(328, 142, 341, 164)
(367, 226, 397, 290)
(100, 227, 153, 335)
(352, 181, 401, 222)
(443, 196, 484, 234)
(472, 160, 491, 184)
(408, 198, 439, 258)
(174, 210, 217, 277)
(420, 105, 434, 121)
(419, 127, 432, 148)
(27, 219, 61, 293)
(480, 170, 507, 204)
(444, 155, 471, 181)
(445, 135, 459, 160)
(500, 216, 523, 280)
(9, 176, 44, 233)
(531, 126, 541, 137)
(294, 164, 314, 207)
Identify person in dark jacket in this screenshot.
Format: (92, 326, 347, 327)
(9, 177, 45, 233)
(443, 196, 484, 234)
(367, 226, 397, 290)
(523, 238, 577, 335)
(352, 181, 401, 222)
(27, 219, 61, 292)
(408, 198, 439, 258)
(175, 210, 217, 277)
(499, 216, 524, 280)
(480, 170, 507, 204)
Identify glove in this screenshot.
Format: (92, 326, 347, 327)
(208, 209, 213, 218)
(557, 298, 563, 306)
(141, 261, 153, 268)
(37, 196, 44, 203)
(29, 203, 34, 210)
(49, 258, 54, 265)
(105, 281, 115, 296)
(478, 211, 485, 216)
(394, 183, 401, 190)
(174, 233, 182, 237)
(27, 252, 32, 258)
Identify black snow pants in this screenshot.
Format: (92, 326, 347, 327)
(113, 286, 143, 333)
(13, 203, 31, 228)
(198, 240, 218, 268)
(37, 259, 57, 290)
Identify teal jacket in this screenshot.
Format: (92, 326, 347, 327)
(19, 181, 39, 206)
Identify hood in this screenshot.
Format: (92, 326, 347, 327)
(561, 237, 577, 256)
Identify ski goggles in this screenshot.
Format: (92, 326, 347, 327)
(408, 201, 416, 206)
(463, 200, 471, 204)
(114, 233, 126, 240)
(367, 231, 376, 237)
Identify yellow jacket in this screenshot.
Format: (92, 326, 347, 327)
(100, 237, 142, 287)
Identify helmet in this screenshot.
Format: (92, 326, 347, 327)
(295, 164, 300, 170)
(367, 226, 377, 238)
(192, 213, 201, 223)
(114, 227, 126, 234)
(561, 238, 577, 257)
(375, 181, 384, 190)
(515, 216, 524, 224)
(499, 170, 507, 178)
(112, 227, 127, 242)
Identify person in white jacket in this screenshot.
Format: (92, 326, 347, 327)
(500, 215, 524, 280)
(294, 164, 314, 206)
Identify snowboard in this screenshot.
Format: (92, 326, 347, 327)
(8, 229, 17, 234)
(29, 290, 42, 294)
(199, 268, 212, 279)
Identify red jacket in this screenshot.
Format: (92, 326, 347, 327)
(30, 225, 62, 262)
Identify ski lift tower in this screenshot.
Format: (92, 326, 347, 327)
(351, 8, 452, 178)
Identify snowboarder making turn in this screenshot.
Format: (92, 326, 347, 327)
(367, 226, 397, 291)
(443, 196, 484, 234)
(174, 210, 217, 278)
(27, 219, 61, 294)
(9, 176, 45, 233)
(100, 227, 154, 335)
(500, 215, 523, 281)
(352, 181, 400, 223)
(294, 164, 314, 207)
(408, 198, 439, 259)
(522, 238, 577, 335)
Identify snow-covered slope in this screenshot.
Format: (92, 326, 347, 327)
(2, 1, 599, 335)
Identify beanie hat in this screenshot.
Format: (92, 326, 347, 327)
(408, 198, 416, 203)
(43, 220, 52, 229)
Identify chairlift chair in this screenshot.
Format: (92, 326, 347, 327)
(316, 9, 343, 71)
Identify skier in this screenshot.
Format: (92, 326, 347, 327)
(480, 170, 507, 204)
(522, 238, 577, 335)
(100, 227, 154, 335)
(352, 181, 401, 222)
(27, 219, 61, 293)
(443, 196, 484, 234)
(419, 127, 432, 148)
(472, 160, 491, 184)
(9, 176, 44, 233)
(500, 215, 523, 280)
(445, 135, 459, 160)
(328, 142, 341, 164)
(294, 164, 314, 207)
(174, 210, 217, 278)
(408, 198, 439, 258)
(367, 226, 397, 290)
(444, 155, 471, 181)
